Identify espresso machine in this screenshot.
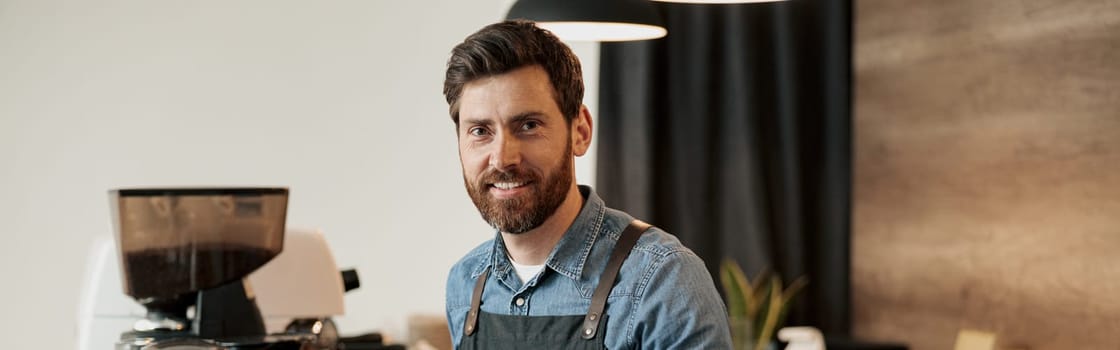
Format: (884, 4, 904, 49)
(96, 187, 399, 350)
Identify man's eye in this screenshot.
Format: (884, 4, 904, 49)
(468, 127, 489, 136)
(521, 121, 539, 131)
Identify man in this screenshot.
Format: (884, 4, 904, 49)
(443, 20, 732, 349)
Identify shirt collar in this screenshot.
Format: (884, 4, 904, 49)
(471, 185, 606, 282)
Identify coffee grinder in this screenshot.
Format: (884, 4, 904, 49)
(109, 187, 315, 349)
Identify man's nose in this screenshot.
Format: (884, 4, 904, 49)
(489, 132, 521, 170)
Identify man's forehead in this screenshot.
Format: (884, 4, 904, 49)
(460, 66, 553, 98)
(458, 67, 562, 124)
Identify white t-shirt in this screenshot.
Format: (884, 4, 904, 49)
(509, 259, 546, 284)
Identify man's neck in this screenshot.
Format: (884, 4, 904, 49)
(502, 185, 584, 266)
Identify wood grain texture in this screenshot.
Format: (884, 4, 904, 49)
(853, 0, 1120, 349)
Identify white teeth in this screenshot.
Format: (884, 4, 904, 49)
(493, 182, 523, 190)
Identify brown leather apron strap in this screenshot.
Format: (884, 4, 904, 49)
(580, 220, 651, 340)
(464, 267, 490, 336)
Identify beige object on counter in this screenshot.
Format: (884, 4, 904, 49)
(954, 330, 996, 350)
(408, 313, 453, 350)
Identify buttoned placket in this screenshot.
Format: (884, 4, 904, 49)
(491, 262, 532, 316)
(510, 273, 538, 316)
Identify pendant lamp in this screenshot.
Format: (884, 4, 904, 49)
(506, 0, 667, 42)
(652, 0, 784, 3)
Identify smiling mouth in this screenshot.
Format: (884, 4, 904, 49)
(490, 181, 527, 190)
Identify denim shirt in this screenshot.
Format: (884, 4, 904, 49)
(446, 186, 733, 349)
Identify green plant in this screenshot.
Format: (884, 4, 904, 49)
(720, 259, 808, 350)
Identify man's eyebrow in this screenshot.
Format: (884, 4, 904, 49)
(460, 118, 494, 127)
(462, 111, 546, 127)
(507, 111, 546, 124)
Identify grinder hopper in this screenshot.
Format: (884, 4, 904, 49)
(108, 187, 288, 339)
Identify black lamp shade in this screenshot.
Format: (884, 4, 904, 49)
(506, 0, 667, 42)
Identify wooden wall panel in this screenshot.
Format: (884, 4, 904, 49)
(853, 1, 1120, 349)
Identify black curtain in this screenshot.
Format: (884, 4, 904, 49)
(596, 0, 852, 336)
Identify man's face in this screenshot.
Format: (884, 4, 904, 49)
(457, 65, 577, 234)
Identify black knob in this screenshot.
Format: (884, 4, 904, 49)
(341, 269, 360, 292)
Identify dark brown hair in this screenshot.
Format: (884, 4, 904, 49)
(443, 20, 584, 126)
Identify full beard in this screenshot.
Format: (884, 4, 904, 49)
(464, 145, 574, 234)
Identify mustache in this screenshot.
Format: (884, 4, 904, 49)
(479, 167, 538, 185)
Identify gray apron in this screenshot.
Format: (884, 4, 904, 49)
(458, 221, 651, 350)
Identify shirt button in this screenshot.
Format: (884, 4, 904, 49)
(515, 297, 525, 306)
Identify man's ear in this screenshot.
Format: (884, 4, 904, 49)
(572, 105, 593, 157)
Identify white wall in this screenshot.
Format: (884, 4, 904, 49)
(0, 1, 599, 348)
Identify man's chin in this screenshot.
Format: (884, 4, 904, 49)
(483, 210, 540, 234)
(488, 219, 534, 234)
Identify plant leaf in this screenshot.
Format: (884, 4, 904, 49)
(771, 276, 809, 347)
(754, 277, 783, 350)
(749, 268, 772, 317)
(781, 276, 809, 305)
(719, 259, 753, 318)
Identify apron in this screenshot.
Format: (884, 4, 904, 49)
(458, 220, 651, 350)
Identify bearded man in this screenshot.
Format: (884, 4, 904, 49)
(443, 20, 733, 350)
